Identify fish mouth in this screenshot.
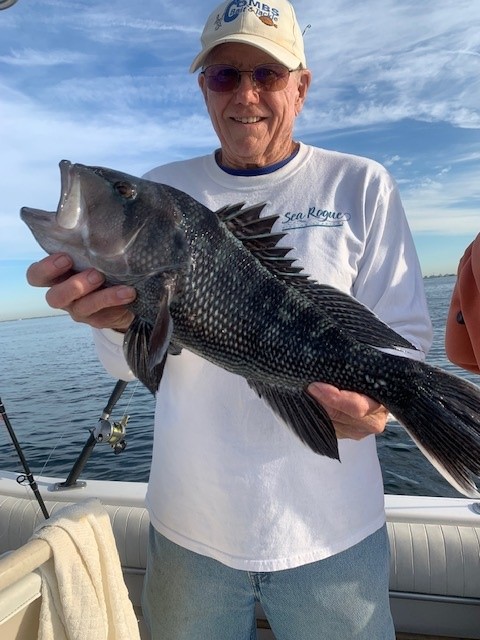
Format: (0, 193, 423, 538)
(53, 160, 179, 276)
(56, 160, 86, 229)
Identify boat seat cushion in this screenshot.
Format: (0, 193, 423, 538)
(388, 521, 480, 597)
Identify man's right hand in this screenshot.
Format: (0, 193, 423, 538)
(26, 254, 136, 332)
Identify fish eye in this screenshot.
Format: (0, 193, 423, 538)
(114, 181, 137, 199)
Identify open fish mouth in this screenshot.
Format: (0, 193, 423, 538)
(56, 160, 86, 230)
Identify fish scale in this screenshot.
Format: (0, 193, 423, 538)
(20, 160, 480, 498)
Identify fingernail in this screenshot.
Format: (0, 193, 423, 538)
(53, 255, 71, 269)
(87, 269, 104, 285)
(117, 286, 136, 301)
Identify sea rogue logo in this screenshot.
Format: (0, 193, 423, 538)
(281, 206, 352, 231)
(215, 0, 280, 29)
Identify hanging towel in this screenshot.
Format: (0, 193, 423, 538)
(32, 498, 141, 640)
(446, 233, 480, 373)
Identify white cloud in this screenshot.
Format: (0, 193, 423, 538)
(403, 164, 480, 234)
(0, 48, 91, 66)
(298, 0, 480, 130)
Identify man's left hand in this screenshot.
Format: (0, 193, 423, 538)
(307, 382, 389, 440)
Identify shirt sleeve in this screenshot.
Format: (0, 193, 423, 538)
(445, 234, 480, 373)
(92, 328, 137, 381)
(352, 171, 433, 358)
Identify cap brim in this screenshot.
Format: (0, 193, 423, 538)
(189, 34, 305, 73)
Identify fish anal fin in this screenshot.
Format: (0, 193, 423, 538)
(248, 380, 339, 460)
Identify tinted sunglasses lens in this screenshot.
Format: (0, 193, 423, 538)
(204, 66, 239, 92)
(203, 64, 291, 92)
(253, 65, 290, 90)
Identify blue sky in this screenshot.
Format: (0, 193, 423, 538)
(0, 0, 479, 321)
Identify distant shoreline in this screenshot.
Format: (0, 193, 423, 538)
(0, 312, 68, 324)
(424, 273, 455, 279)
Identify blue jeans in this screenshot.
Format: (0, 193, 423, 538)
(142, 524, 395, 639)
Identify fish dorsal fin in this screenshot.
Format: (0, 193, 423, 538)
(296, 283, 417, 350)
(216, 202, 417, 352)
(216, 201, 283, 238)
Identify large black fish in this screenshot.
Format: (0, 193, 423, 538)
(21, 160, 480, 497)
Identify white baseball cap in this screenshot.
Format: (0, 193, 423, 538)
(190, 0, 307, 73)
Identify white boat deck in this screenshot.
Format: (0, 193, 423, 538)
(0, 470, 479, 639)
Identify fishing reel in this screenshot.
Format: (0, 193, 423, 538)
(93, 414, 129, 455)
(53, 380, 130, 490)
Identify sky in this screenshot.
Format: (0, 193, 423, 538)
(0, 0, 479, 321)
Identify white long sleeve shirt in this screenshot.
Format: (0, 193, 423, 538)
(93, 143, 432, 571)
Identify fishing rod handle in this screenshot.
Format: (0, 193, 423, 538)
(102, 379, 128, 417)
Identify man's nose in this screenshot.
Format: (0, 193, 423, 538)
(234, 72, 260, 102)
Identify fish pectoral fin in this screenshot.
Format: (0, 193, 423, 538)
(124, 280, 176, 394)
(148, 298, 173, 371)
(124, 317, 167, 394)
(247, 380, 339, 460)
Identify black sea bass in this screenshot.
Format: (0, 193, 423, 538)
(21, 160, 480, 497)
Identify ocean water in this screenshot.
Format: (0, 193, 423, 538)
(0, 275, 478, 496)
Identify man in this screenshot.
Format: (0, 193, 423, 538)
(445, 234, 480, 373)
(27, 1, 433, 637)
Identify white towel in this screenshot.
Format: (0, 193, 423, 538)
(32, 499, 141, 640)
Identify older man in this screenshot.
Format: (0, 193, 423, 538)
(27, 1, 432, 638)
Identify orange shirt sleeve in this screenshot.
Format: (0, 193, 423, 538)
(445, 233, 480, 374)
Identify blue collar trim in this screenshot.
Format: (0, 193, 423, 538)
(216, 145, 300, 176)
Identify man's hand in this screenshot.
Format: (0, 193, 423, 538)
(307, 382, 389, 440)
(26, 254, 136, 331)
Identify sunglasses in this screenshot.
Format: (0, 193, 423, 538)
(201, 63, 295, 93)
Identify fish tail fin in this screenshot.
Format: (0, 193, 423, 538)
(389, 365, 480, 498)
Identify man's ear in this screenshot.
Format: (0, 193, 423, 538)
(295, 69, 312, 115)
(198, 73, 208, 104)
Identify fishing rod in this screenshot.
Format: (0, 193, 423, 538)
(57, 379, 129, 490)
(0, 397, 50, 519)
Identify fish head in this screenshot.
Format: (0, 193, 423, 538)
(21, 160, 189, 282)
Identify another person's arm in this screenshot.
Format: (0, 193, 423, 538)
(445, 234, 480, 374)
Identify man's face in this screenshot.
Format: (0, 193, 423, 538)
(199, 43, 311, 169)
